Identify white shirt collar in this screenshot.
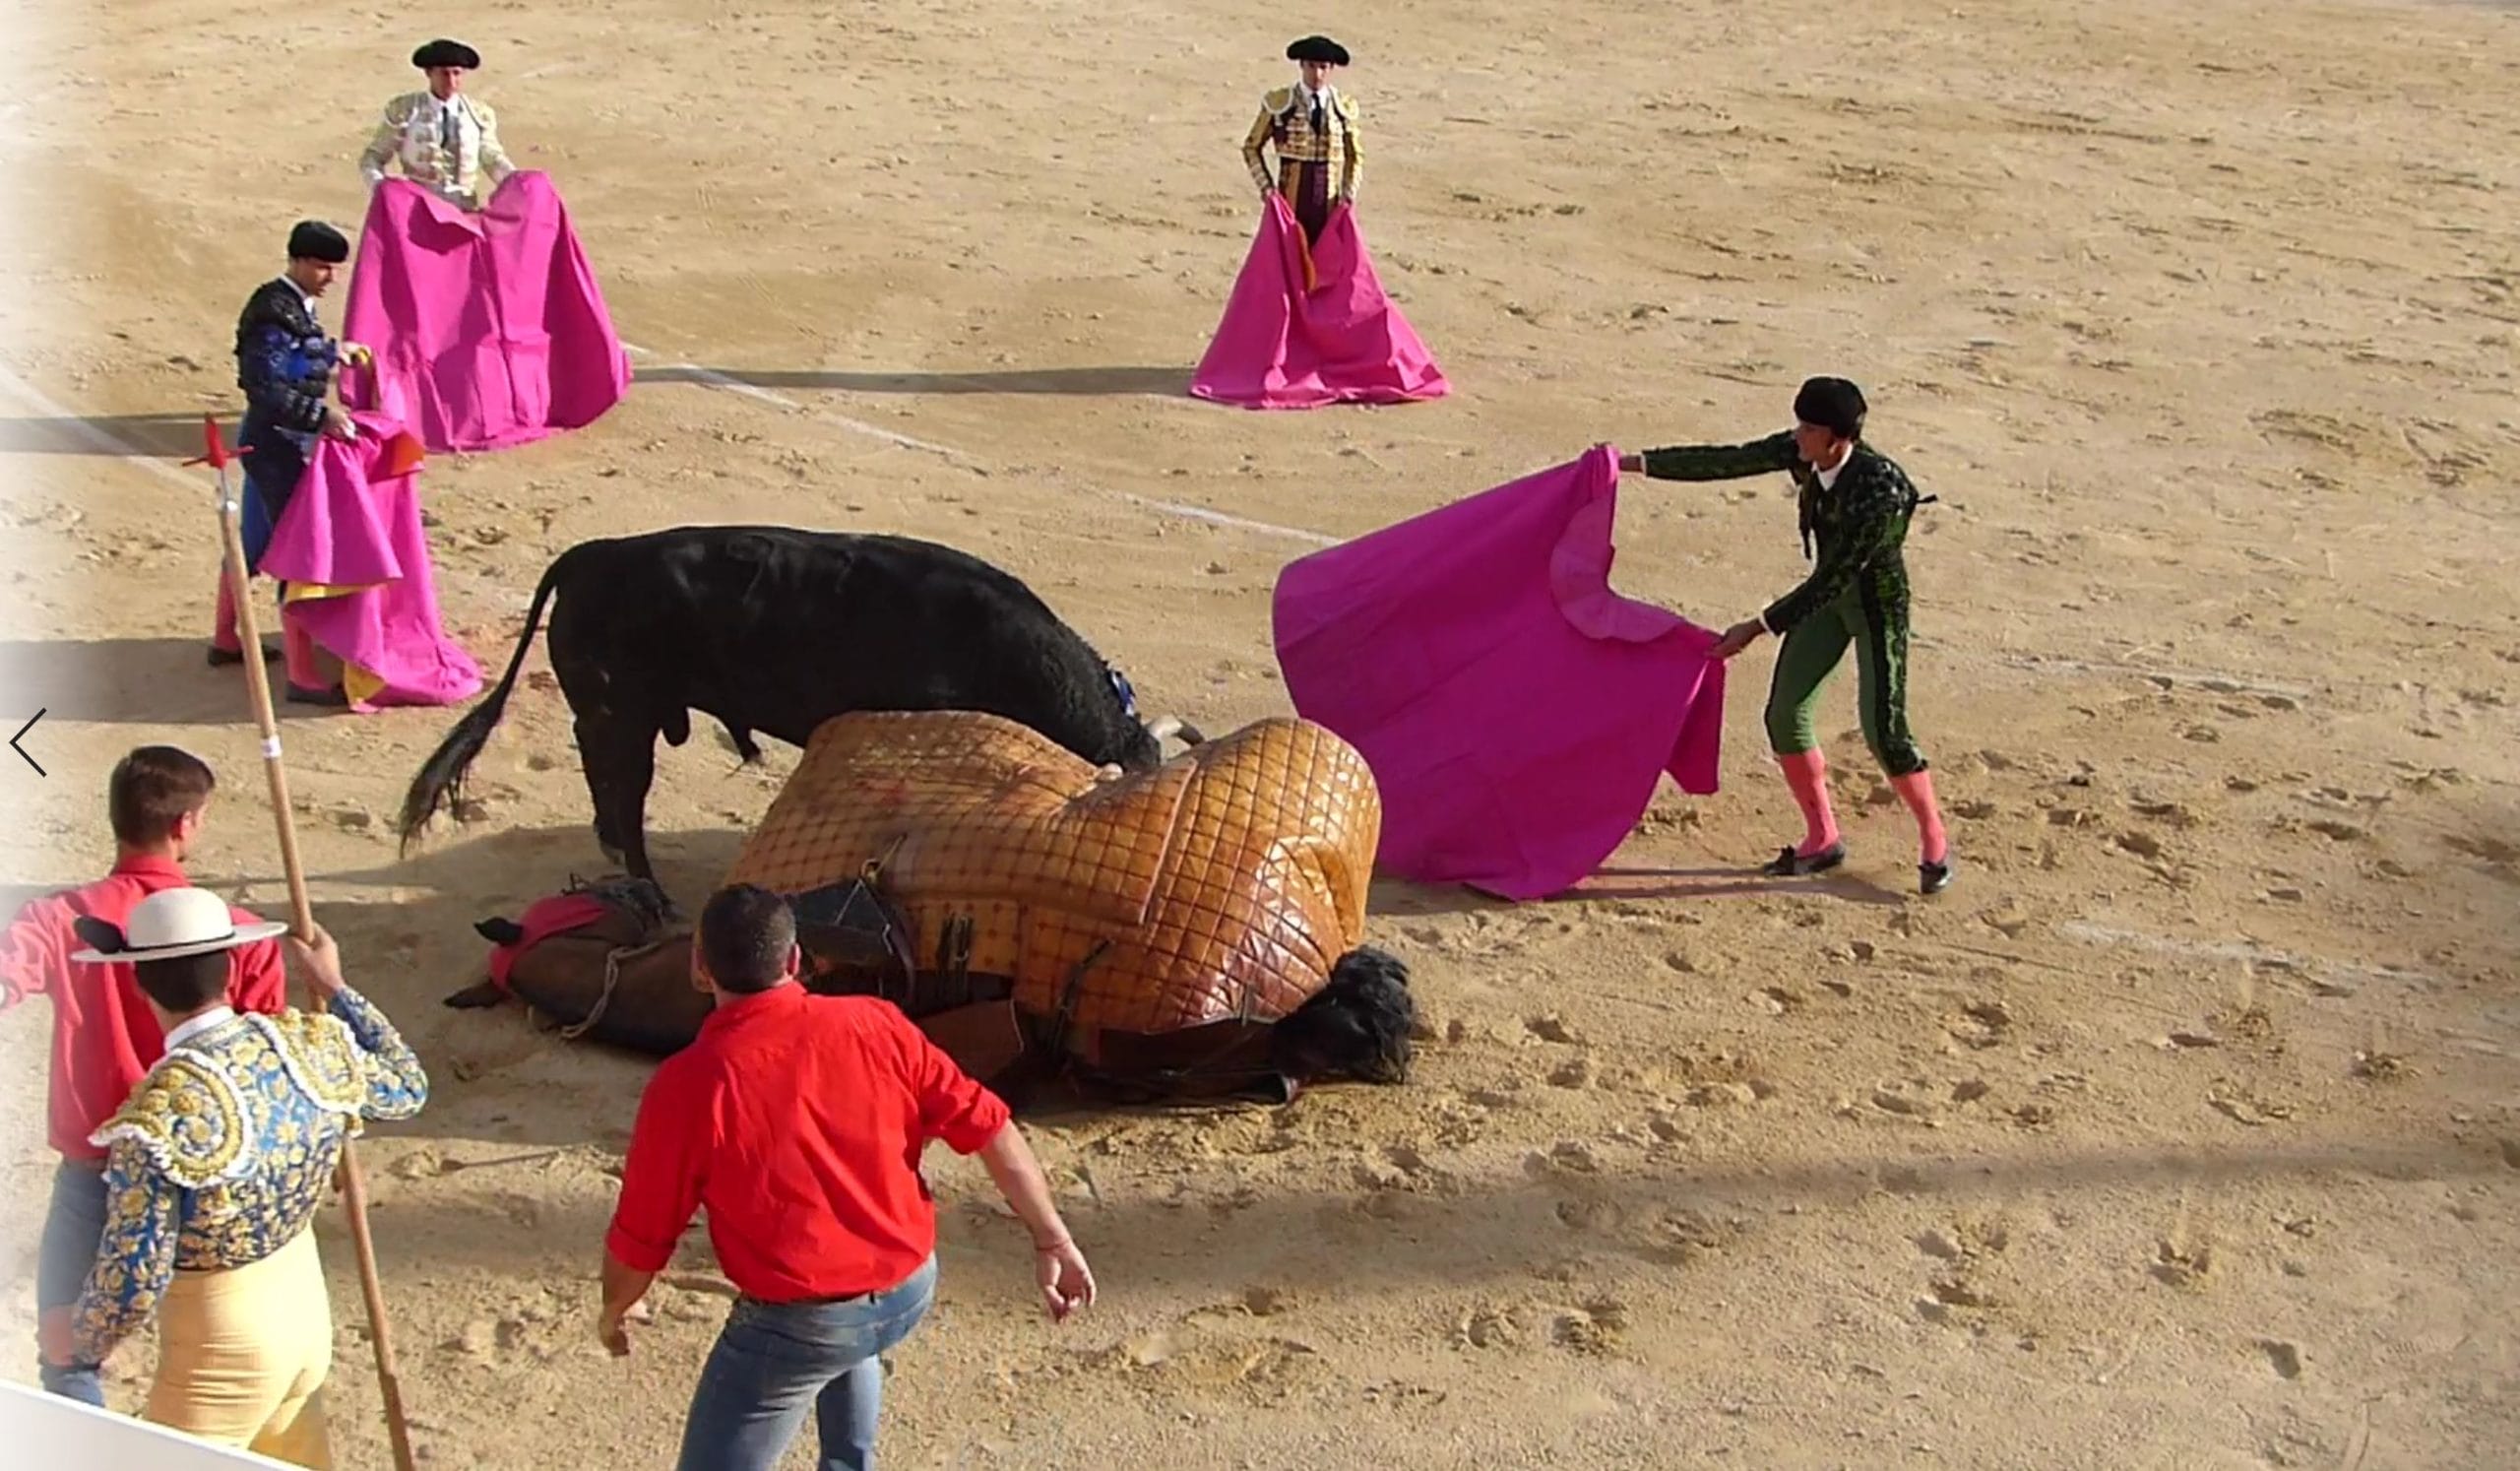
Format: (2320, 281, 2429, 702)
(164, 1005, 237, 1051)
(1814, 445, 1853, 489)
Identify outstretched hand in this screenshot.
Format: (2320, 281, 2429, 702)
(1710, 619, 1766, 661)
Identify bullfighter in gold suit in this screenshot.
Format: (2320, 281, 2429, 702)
(1241, 34, 1362, 245)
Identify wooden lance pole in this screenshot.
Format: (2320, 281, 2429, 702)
(187, 415, 419, 1471)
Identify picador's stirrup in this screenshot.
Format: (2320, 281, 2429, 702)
(1762, 843, 1846, 878)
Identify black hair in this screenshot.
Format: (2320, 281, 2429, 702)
(132, 951, 233, 1014)
(697, 884, 797, 993)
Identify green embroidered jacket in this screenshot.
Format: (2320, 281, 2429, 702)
(1638, 432, 1931, 633)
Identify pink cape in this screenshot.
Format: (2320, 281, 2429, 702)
(1189, 195, 1449, 410)
(341, 171, 632, 454)
(262, 409, 486, 713)
(1271, 445, 1728, 900)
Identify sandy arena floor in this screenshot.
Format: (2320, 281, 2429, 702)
(4, 0, 2518, 1465)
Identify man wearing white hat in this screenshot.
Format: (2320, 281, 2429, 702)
(0, 745, 289, 1408)
(38, 893, 429, 1467)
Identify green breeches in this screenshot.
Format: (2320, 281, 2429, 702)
(1763, 585, 1929, 777)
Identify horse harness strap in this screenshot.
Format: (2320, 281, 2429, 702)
(557, 938, 673, 1042)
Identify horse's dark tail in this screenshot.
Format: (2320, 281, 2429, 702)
(396, 547, 578, 856)
(1271, 945, 1416, 1086)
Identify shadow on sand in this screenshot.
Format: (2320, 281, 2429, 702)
(0, 411, 221, 459)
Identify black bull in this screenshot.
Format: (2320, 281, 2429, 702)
(395, 527, 1200, 884)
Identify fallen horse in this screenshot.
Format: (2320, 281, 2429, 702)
(447, 712, 1414, 1105)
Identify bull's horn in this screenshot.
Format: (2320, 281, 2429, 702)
(1148, 715, 1207, 746)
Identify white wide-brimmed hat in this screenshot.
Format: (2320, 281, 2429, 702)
(69, 887, 288, 964)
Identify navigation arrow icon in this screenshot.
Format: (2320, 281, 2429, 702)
(12, 710, 44, 777)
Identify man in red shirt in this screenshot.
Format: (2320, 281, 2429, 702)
(0, 745, 288, 1406)
(598, 883, 1096, 1471)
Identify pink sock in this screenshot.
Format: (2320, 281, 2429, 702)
(1776, 749, 1841, 856)
(282, 608, 327, 690)
(212, 577, 241, 653)
(1891, 770, 1949, 865)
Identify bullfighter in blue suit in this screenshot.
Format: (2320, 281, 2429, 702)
(213, 220, 368, 705)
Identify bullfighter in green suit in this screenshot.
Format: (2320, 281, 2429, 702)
(1619, 376, 1954, 895)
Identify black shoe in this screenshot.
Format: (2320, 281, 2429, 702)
(285, 682, 348, 708)
(207, 638, 282, 668)
(1763, 843, 1847, 877)
(1921, 857, 1955, 895)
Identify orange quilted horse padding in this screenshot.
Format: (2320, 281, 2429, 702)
(723, 712, 1381, 1035)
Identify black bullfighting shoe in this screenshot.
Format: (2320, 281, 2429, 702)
(207, 637, 282, 667)
(1921, 856, 1955, 895)
(286, 682, 348, 708)
(1762, 843, 1847, 877)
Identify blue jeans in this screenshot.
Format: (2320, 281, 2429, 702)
(675, 1254, 938, 1471)
(35, 1163, 107, 1406)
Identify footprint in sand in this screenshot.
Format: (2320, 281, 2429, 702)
(2153, 1238, 2214, 1289)
(1549, 1297, 1630, 1356)
(1917, 1274, 1999, 1324)
(446, 1315, 531, 1363)
(1945, 1000, 2014, 1050)
(1453, 1303, 1523, 1351)
(1524, 1014, 1583, 1046)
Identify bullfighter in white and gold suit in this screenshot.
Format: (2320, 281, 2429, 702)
(357, 37, 517, 210)
(43, 891, 429, 1468)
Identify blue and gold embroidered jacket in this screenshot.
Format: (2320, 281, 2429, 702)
(69, 988, 429, 1365)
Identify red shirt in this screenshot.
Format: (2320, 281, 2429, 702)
(0, 855, 290, 1161)
(604, 984, 1012, 1302)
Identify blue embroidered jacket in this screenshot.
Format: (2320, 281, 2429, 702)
(232, 277, 345, 558)
(69, 988, 429, 1366)
(235, 278, 339, 440)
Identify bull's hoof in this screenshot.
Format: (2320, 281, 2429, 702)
(443, 980, 506, 1009)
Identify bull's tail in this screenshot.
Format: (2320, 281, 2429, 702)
(395, 548, 576, 855)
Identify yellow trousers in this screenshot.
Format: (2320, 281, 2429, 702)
(144, 1225, 336, 1469)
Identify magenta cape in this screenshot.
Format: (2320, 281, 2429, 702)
(341, 171, 632, 454)
(1271, 446, 1728, 900)
(1189, 195, 1449, 410)
(263, 410, 485, 713)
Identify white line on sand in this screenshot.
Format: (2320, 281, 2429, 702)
(2056, 920, 2439, 989)
(1998, 654, 2311, 701)
(0, 351, 1341, 556)
(617, 343, 1340, 547)
(0, 362, 211, 494)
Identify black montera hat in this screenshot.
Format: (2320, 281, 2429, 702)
(412, 37, 481, 70)
(1793, 376, 1867, 437)
(1287, 35, 1350, 66)
(286, 220, 350, 264)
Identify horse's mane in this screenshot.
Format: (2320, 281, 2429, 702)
(562, 872, 675, 937)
